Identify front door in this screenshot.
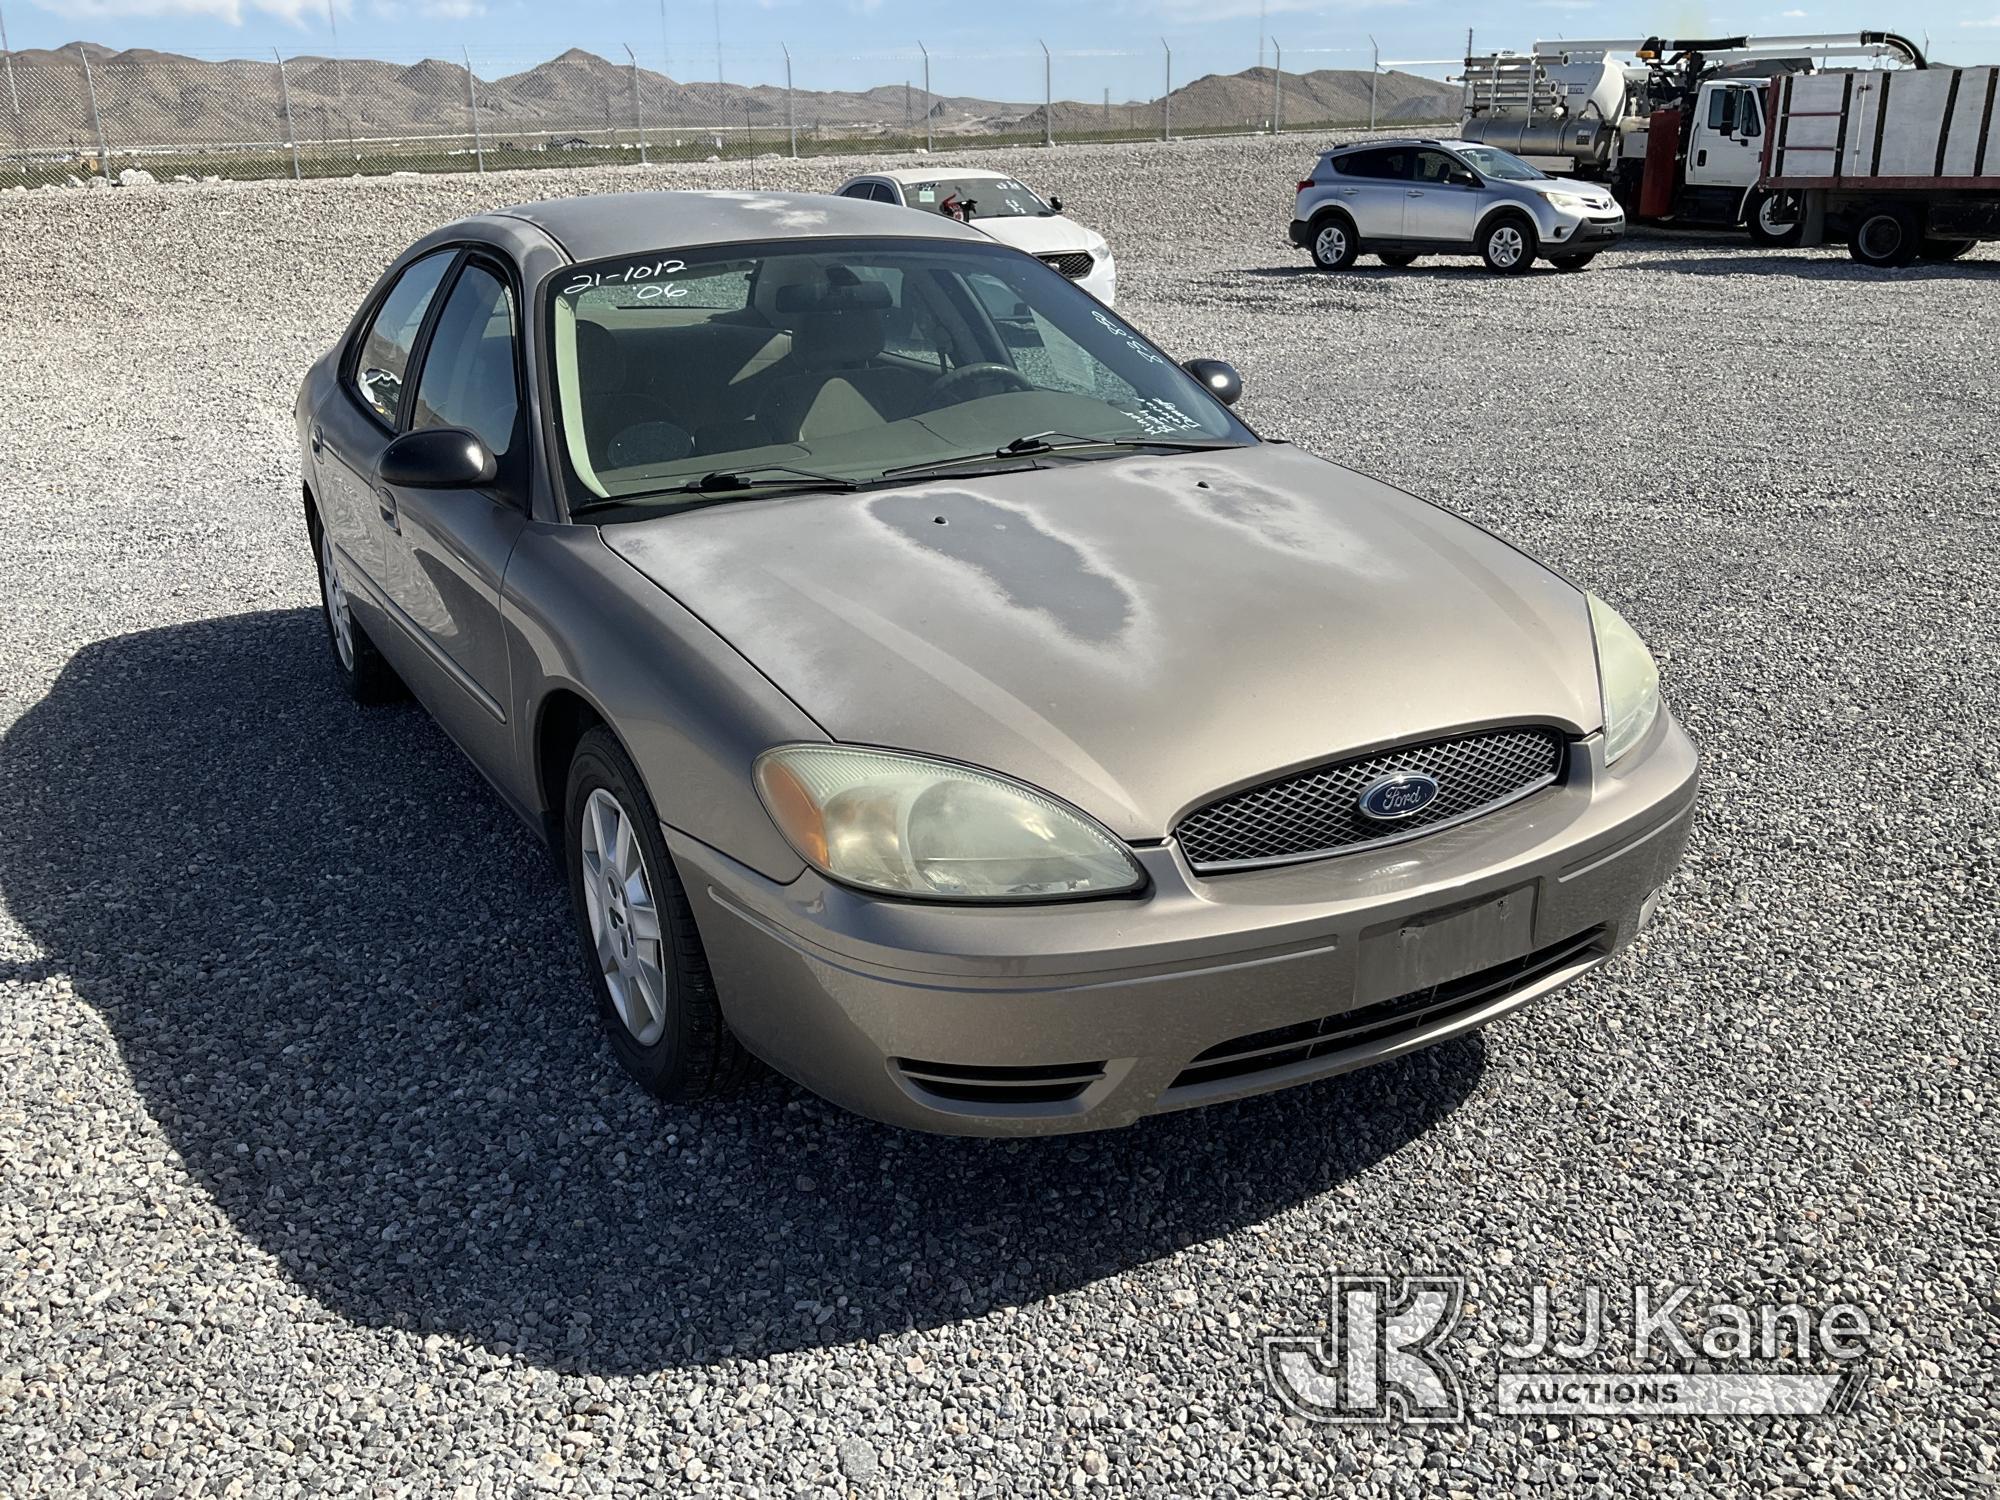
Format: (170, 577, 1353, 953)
(373, 257, 528, 762)
(1406, 149, 1485, 246)
(1686, 83, 1765, 188)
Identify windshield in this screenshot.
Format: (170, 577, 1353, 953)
(904, 177, 1049, 221)
(1453, 146, 1548, 181)
(547, 237, 1252, 515)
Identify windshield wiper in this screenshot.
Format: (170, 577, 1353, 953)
(880, 432, 1240, 482)
(570, 465, 861, 513)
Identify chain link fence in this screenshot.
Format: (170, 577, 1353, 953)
(0, 41, 1459, 189)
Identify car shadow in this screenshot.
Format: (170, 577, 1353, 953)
(1628, 249, 1999, 280)
(1241, 262, 1576, 281)
(0, 609, 1486, 1375)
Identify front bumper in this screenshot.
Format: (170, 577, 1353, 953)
(1546, 210, 1626, 250)
(671, 714, 1697, 1136)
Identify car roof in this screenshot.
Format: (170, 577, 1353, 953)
(478, 189, 983, 263)
(1326, 137, 1471, 153)
(870, 167, 1020, 185)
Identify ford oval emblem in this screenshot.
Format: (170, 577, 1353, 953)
(1357, 772, 1441, 822)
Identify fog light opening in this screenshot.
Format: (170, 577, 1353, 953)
(1637, 886, 1664, 932)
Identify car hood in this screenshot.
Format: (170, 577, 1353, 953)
(601, 443, 1600, 839)
(972, 214, 1103, 256)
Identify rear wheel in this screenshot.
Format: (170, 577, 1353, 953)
(1745, 189, 1804, 248)
(1920, 237, 1977, 262)
(1309, 216, 1358, 271)
(564, 727, 754, 1103)
(311, 508, 402, 704)
(1378, 251, 1420, 268)
(1849, 205, 1920, 268)
(1480, 214, 1537, 274)
(1549, 253, 1597, 272)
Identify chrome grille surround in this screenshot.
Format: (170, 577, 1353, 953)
(1174, 726, 1567, 872)
(1039, 251, 1095, 279)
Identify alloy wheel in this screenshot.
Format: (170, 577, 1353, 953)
(1314, 224, 1347, 265)
(579, 786, 668, 1046)
(319, 528, 355, 673)
(1488, 226, 1524, 268)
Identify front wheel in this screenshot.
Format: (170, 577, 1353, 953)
(564, 727, 755, 1103)
(1480, 214, 1537, 274)
(1549, 253, 1597, 272)
(1849, 206, 1920, 268)
(1309, 216, 1358, 270)
(1745, 190, 1804, 248)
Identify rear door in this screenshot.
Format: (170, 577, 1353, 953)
(312, 248, 457, 649)
(373, 256, 529, 762)
(1330, 147, 1414, 242)
(1406, 148, 1484, 246)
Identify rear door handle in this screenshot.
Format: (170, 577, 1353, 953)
(1407, 189, 1425, 197)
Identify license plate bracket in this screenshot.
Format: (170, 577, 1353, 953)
(1355, 885, 1538, 1004)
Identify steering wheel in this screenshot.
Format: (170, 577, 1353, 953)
(929, 363, 1035, 404)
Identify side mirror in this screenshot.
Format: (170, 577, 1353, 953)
(1048, 195, 1064, 212)
(1450, 170, 1480, 189)
(379, 426, 498, 489)
(1183, 358, 1243, 407)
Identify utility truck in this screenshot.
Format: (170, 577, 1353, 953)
(1759, 65, 2000, 264)
(1459, 32, 1927, 238)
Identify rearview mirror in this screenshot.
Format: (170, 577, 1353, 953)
(1183, 358, 1243, 407)
(379, 427, 498, 489)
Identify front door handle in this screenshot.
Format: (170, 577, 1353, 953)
(375, 488, 400, 534)
(1697, 149, 1708, 166)
(1339, 186, 1357, 195)
(1407, 189, 1425, 197)
(309, 424, 324, 455)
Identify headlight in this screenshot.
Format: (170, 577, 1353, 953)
(1587, 594, 1662, 765)
(1544, 192, 1588, 212)
(754, 746, 1144, 901)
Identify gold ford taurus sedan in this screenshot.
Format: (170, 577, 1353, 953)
(295, 190, 1696, 1135)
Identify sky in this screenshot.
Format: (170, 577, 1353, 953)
(4, 0, 1995, 97)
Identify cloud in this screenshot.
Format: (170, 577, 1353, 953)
(1962, 12, 2000, 22)
(32, 0, 341, 22)
(1782, 7, 1807, 15)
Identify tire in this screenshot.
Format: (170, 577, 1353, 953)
(1920, 237, 1978, 262)
(1549, 254, 1597, 272)
(1308, 214, 1359, 271)
(1378, 251, 1420, 268)
(1480, 213, 1538, 274)
(1745, 190, 1804, 248)
(310, 505, 403, 704)
(563, 726, 755, 1103)
(1848, 205, 1920, 268)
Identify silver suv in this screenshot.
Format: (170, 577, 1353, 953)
(1289, 139, 1625, 274)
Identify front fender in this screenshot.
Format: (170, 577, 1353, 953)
(500, 523, 820, 883)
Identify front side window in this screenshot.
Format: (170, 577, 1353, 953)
(410, 262, 519, 461)
(1707, 87, 1739, 133)
(1415, 150, 1464, 185)
(352, 249, 454, 426)
(547, 238, 1252, 515)
(904, 177, 1050, 220)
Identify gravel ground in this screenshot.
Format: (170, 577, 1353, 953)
(0, 135, 1995, 1497)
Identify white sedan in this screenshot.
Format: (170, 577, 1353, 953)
(833, 168, 1117, 305)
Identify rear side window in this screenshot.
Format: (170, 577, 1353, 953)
(410, 263, 519, 461)
(1335, 148, 1412, 180)
(352, 250, 454, 426)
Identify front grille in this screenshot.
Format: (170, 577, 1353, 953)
(1170, 925, 1607, 1092)
(1039, 251, 1095, 279)
(1174, 727, 1566, 872)
(894, 1057, 1105, 1106)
